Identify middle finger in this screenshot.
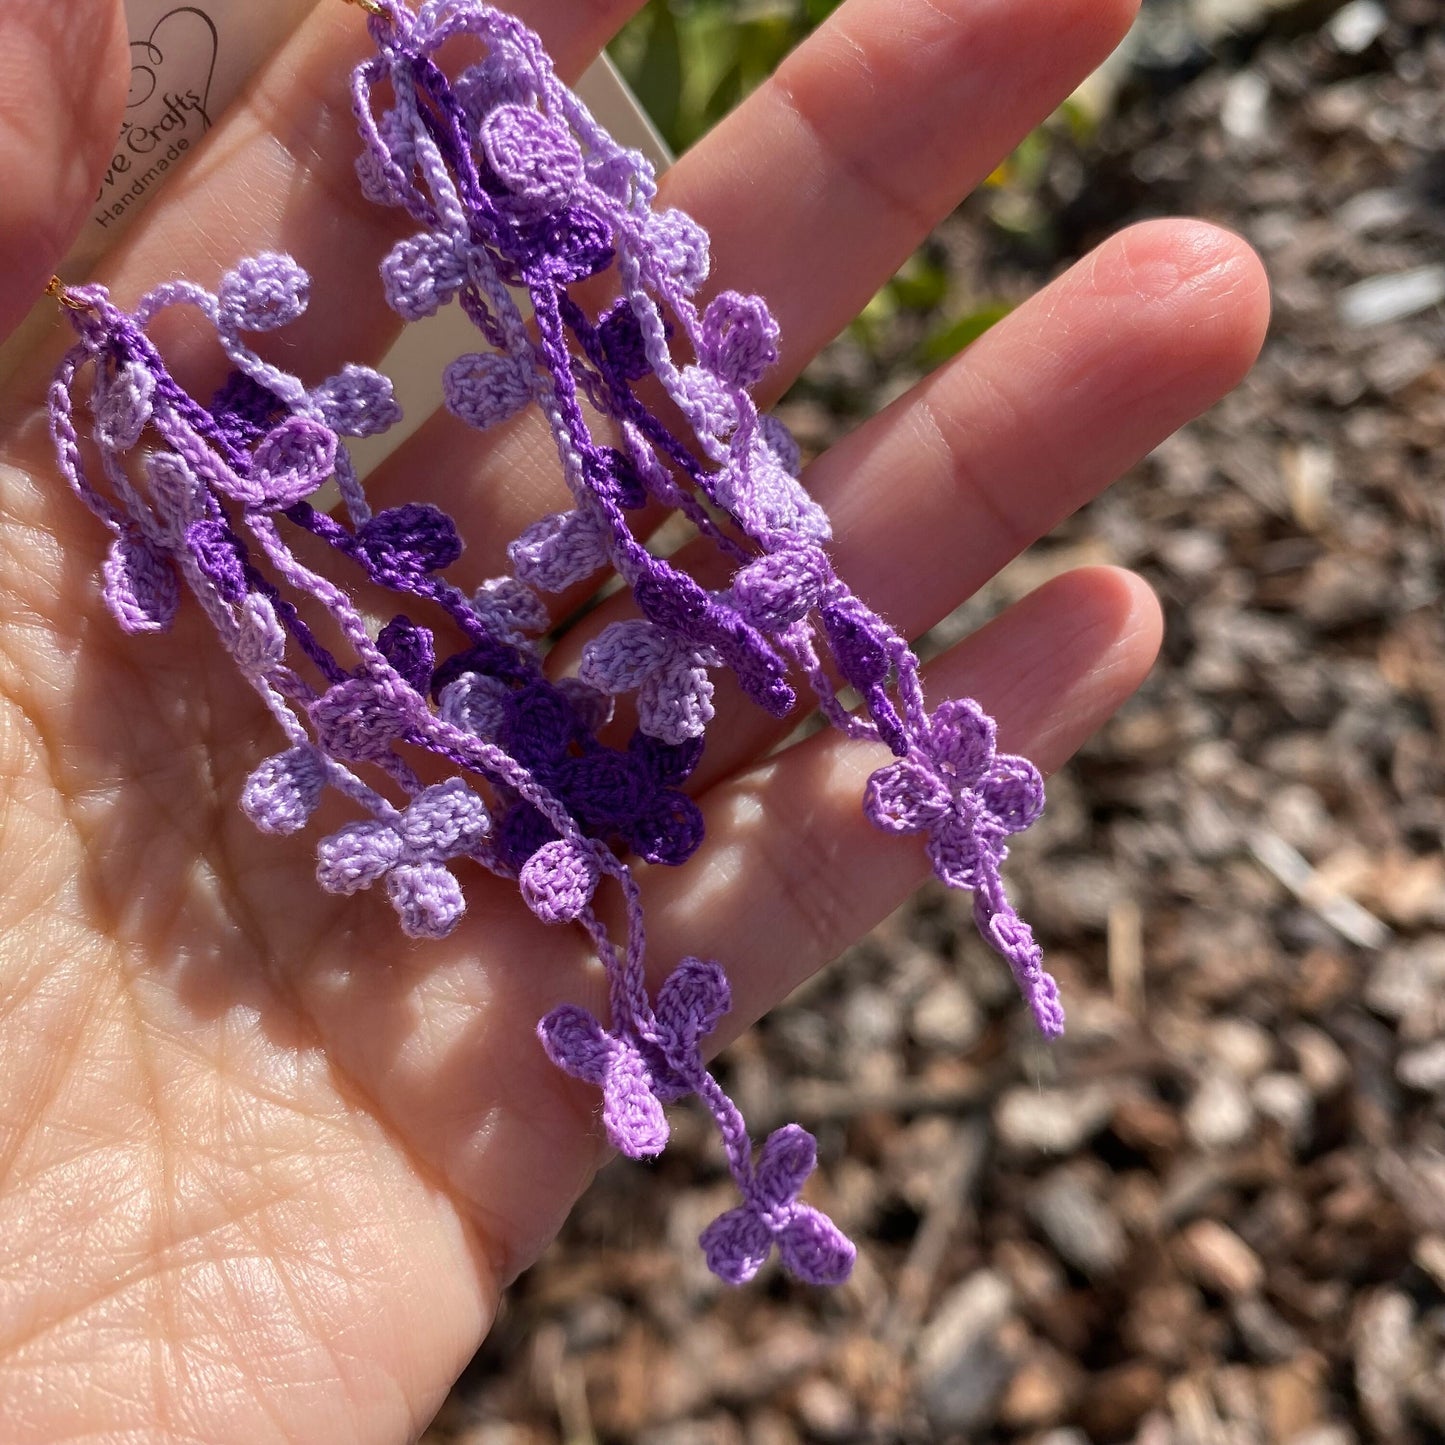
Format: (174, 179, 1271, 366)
(363, 0, 1142, 570)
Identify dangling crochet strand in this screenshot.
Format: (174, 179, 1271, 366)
(47, 0, 1060, 1287)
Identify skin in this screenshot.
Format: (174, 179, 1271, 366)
(0, 0, 1269, 1440)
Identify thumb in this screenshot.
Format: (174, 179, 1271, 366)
(0, 0, 129, 342)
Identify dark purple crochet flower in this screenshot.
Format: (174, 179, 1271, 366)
(699, 1124, 855, 1287)
(863, 698, 1043, 889)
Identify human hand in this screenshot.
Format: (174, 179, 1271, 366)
(0, 0, 1267, 1439)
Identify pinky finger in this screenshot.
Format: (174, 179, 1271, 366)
(640, 565, 1164, 1035)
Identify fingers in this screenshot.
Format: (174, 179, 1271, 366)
(644, 565, 1162, 1031)
(10, 0, 648, 404)
(553, 219, 1268, 785)
(361, 0, 1142, 576)
(672, 0, 1141, 385)
(0, 0, 128, 340)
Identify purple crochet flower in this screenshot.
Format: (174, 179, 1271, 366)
(863, 698, 1044, 889)
(537, 955, 730, 1152)
(315, 778, 491, 937)
(699, 1124, 855, 1287)
(536, 1006, 669, 1157)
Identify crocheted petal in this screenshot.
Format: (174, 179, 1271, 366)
(553, 676, 614, 733)
(862, 759, 950, 835)
(398, 778, 491, 857)
(472, 576, 549, 639)
(184, 520, 248, 604)
(753, 1123, 818, 1211)
(251, 416, 338, 509)
(698, 290, 780, 388)
(775, 1206, 856, 1287)
(101, 533, 178, 634)
(978, 755, 1046, 834)
(356, 503, 464, 582)
(508, 507, 612, 593)
(699, 1206, 773, 1286)
(655, 956, 731, 1057)
(600, 1048, 670, 1159)
(478, 104, 583, 213)
(443, 350, 534, 431)
(386, 862, 466, 939)
(636, 655, 714, 746)
(311, 364, 402, 438)
(309, 675, 419, 764)
(725, 455, 831, 545)
(626, 789, 705, 868)
(315, 821, 402, 895)
(380, 231, 467, 321)
(757, 411, 803, 478)
(93, 361, 156, 452)
(647, 207, 711, 293)
(925, 812, 989, 891)
(537, 1004, 614, 1087)
(677, 365, 739, 441)
(929, 697, 997, 784)
(240, 747, 327, 835)
(234, 593, 287, 673)
(628, 731, 705, 790)
(218, 253, 310, 332)
(438, 672, 513, 740)
(577, 619, 673, 694)
(730, 544, 831, 632)
(144, 451, 206, 540)
(518, 838, 600, 925)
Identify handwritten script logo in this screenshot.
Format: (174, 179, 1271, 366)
(96, 7, 218, 227)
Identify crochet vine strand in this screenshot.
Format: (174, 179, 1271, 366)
(44, 0, 1061, 1288)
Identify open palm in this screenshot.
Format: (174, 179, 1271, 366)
(0, 0, 1267, 1440)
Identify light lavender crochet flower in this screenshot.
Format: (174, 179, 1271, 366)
(316, 778, 491, 937)
(578, 619, 718, 745)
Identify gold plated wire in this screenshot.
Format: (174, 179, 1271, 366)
(46, 276, 91, 312)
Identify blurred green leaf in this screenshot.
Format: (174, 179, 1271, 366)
(916, 302, 1013, 368)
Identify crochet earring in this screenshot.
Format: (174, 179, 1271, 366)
(45, 0, 1060, 1287)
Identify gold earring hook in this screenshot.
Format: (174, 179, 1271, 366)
(46, 276, 92, 313)
(342, 0, 387, 16)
